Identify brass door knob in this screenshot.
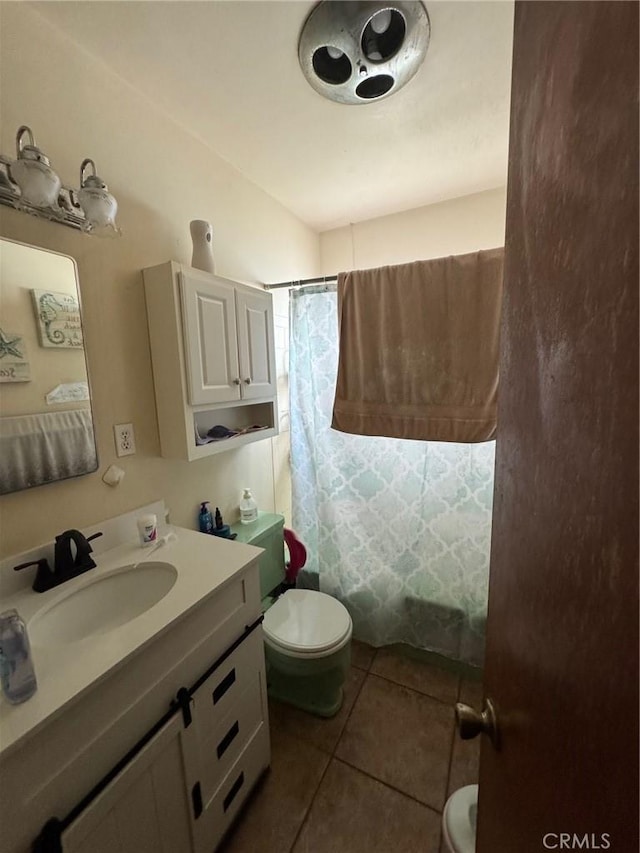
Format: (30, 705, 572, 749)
(455, 697, 500, 750)
(233, 378, 241, 385)
(244, 377, 252, 384)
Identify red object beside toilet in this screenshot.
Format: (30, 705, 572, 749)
(283, 528, 307, 584)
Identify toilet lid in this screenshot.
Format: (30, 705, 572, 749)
(442, 785, 478, 853)
(263, 590, 352, 655)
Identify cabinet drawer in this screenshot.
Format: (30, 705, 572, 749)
(193, 721, 271, 853)
(192, 627, 266, 738)
(198, 672, 264, 801)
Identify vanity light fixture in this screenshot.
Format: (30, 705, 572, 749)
(0, 125, 121, 236)
(78, 158, 120, 237)
(11, 126, 61, 208)
(298, 0, 430, 105)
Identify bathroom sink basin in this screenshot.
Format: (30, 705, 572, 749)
(29, 562, 178, 645)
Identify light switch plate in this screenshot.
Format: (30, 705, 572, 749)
(114, 423, 136, 457)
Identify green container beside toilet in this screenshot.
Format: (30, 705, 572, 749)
(231, 512, 352, 718)
(231, 512, 288, 607)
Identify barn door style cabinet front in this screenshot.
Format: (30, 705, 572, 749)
(60, 629, 270, 853)
(143, 262, 278, 461)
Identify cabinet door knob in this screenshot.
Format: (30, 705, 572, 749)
(233, 378, 241, 385)
(244, 378, 251, 385)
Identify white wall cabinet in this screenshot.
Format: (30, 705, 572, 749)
(143, 262, 278, 460)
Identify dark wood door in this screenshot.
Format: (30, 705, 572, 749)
(477, 3, 639, 851)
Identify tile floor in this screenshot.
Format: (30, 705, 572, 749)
(220, 642, 482, 853)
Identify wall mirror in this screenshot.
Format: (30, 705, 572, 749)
(0, 237, 98, 494)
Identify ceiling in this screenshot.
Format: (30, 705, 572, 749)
(33, 1, 514, 232)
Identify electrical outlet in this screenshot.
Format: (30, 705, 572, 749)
(114, 423, 136, 457)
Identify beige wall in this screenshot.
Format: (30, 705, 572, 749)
(320, 187, 507, 272)
(0, 4, 319, 557)
(270, 288, 292, 527)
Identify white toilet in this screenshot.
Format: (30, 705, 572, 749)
(442, 784, 478, 853)
(262, 588, 352, 716)
(231, 513, 353, 717)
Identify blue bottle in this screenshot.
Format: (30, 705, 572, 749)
(0, 609, 37, 704)
(198, 501, 214, 535)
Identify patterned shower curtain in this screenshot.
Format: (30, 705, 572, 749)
(289, 286, 496, 666)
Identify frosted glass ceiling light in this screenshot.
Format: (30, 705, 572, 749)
(299, 1, 430, 104)
(78, 158, 120, 236)
(11, 126, 61, 209)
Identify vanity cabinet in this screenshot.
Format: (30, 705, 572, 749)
(0, 537, 270, 853)
(143, 262, 278, 461)
(61, 714, 192, 853)
(60, 629, 269, 853)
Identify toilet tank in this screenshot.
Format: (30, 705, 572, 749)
(230, 512, 285, 603)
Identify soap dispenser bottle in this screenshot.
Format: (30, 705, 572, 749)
(198, 502, 214, 535)
(239, 488, 258, 524)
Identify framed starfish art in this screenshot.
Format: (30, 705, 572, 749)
(0, 328, 30, 382)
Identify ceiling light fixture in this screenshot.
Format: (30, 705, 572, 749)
(298, 1, 430, 105)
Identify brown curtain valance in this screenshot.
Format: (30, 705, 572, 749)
(331, 248, 504, 443)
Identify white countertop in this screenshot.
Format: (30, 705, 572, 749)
(0, 526, 263, 760)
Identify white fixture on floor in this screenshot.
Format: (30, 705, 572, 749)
(442, 784, 478, 853)
(232, 513, 353, 717)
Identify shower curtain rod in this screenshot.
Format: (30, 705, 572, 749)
(264, 274, 338, 290)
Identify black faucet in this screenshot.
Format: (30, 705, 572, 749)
(14, 529, 103, 593)
(54, 529, 101, 574)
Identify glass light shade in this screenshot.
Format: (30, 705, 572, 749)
(11, 127, 61, 209)
(78, 158, 120, 236)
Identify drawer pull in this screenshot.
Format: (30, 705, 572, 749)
(223, 772, 245, 813)
(217, 720, 240, 759)
(192, 782, 203, 819)
(213, 668, 236, 704)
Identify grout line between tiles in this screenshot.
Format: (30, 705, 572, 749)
(287, 664, 369, 853)
(286, 753, 332, 853)
(365, 669, 460, 709)
(332, 754, 445, 819)
(444, 696, 458, 803)
(351, 644, 378, 673)
(331, 667, 369, 758)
